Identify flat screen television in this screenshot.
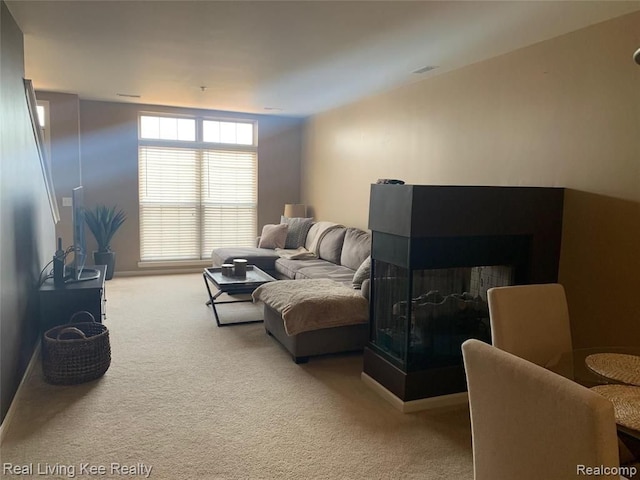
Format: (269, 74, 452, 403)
(66, 186, 100, 283)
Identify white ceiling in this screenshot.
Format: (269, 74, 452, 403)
(7, 1, 640, 117)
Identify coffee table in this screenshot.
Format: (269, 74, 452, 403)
(203, 265, 275, 326)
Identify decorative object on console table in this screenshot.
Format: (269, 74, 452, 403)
(84, 204, 126, 280)
(283, 203, 306, 218)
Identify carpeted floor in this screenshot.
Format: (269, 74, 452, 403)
(1, 273, 473, 479)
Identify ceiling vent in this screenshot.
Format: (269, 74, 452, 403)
(412, 65, 439, 74)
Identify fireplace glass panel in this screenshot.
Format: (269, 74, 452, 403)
(371, 260, 513, 371)
(371, 262, 410, 364)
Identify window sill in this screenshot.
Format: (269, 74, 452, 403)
(137, 260, 211, 269)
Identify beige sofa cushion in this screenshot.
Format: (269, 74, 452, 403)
(340, 228, 371, 270)
(275, 257, 328, 279)
(318, 227, 346, 264)
(295, 263, 355, 286)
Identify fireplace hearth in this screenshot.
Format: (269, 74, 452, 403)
(364, 185, 564, 402)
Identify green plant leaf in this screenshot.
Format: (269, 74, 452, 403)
(84, 204, 127, 252)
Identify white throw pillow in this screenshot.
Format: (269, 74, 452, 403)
(258, 224, 288, 249)
(352, 256, 371, 289)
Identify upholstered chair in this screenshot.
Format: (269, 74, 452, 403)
(462, 339, 624, 480)
(487, 283, 572, 367)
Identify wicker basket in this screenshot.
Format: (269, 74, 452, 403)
(42, 311, 111, 385)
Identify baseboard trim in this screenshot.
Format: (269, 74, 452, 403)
(0, 342, 41, 445)
(361, 372, 468, 413)
(115, 268, 203, 277)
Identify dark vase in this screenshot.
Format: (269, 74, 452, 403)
(93, 251, 116, 280)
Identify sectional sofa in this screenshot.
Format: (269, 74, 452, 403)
(211, 220, 371, 286)
(211, 219, 372, 362)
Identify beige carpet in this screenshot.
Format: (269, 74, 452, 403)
(1, 273, 473, 479)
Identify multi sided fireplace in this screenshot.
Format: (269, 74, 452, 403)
(364, 185, 564, 402)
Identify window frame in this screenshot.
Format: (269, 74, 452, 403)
(138, 112, 258, 148)
(137, 112, 258, 266)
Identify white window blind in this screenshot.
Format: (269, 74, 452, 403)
(138, 115, 257, 262)
(201, 149, 257, 256)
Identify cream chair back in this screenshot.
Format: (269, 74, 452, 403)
(462, 339, 621, 480)
(487, 283, 572, 366)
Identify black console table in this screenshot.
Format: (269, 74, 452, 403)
(39, 265, 107, 332)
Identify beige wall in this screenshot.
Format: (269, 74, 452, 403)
(34, 98, 303, 274)
(35, 91, 81, 247)
(76, 101, 304, 273)
(302, 12, 640, 347)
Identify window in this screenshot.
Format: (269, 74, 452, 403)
(203, 120, 253, 145)
(36, 100, 52, 166)
(138, 114, 257, 262)
(36, 105, 46, 127)
(140, 115, 196, 141)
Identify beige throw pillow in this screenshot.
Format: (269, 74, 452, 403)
(352, 256, 371, 289)
(258, 224, 288, 249)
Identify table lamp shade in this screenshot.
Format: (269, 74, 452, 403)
(284, 203, 306, 218)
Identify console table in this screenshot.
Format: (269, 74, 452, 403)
(39, 265, 107, 332)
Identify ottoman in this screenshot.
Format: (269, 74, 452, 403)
(252, 279, 369, 363)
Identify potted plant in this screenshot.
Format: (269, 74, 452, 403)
(84, 204, 126, 280)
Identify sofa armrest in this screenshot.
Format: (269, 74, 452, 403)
(361, 279, 370, 301)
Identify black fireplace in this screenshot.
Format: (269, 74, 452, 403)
(364, 185, 564, 401)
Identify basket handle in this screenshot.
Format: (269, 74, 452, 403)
(69, 311, 96, 323)
(56, 327, 87, 340)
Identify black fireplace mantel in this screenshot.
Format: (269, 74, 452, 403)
(368, 184, 565, 284)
